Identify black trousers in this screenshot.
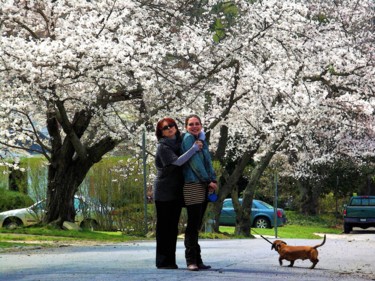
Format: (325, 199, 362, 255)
(155, 200, 182, 268)
(184, 200, 208, 266)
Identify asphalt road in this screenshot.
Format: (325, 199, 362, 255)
(1, 229, 375, 281)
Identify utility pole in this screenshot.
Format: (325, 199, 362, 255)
(274, 172, 278, 238)
(142, 128, 148, 235)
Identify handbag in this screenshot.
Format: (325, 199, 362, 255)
(207, 191, 218, 202)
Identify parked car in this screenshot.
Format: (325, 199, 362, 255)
(219, 198, 287, 228)
(0, 196, 100, 229)
(343, 195, 375, 233)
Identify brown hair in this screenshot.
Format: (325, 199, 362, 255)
(184, 114, 202, 128)
(155, 117, 180, 140)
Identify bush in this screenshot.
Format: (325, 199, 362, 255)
(0, 189, 34, 212)
(285, 210, 342, 228)
(78, 156, 155, 234)
(318, 192, 346, 215)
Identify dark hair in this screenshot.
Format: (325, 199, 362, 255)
(155, 117, 180, 140)
(184, 114, 202, 128)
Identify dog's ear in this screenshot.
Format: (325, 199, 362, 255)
(272, 241, 287, 251)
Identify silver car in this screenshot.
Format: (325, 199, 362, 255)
(0, 196, 99, 229)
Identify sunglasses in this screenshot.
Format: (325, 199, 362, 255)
(188, 122, 201, 126)
(161, 124, 175, 131)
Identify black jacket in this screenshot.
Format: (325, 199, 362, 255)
(153, 136, 184, 202)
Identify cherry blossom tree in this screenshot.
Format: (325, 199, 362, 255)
(192, 0, 375, 235)
(0, 0, 217, 227)
(0, 0, 374, 235)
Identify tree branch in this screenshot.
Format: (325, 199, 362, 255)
(55, 100, 88, 160)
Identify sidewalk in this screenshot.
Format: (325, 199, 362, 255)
(1, 235, 374, 281)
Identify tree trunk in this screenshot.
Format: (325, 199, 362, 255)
(212, 148, 255, 232)
(298, 179, 319, 215)
(212, 132, 284, 235)
(235, 190, 254, 236)
(44, 157, 92, 227)
(44, 105, 118, 228)
(236, 137, 285, 237)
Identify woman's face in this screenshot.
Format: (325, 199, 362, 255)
(161, 121, 177, 139)
(185, 117, 202, 137)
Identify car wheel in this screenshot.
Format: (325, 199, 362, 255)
(4, 219, 23, 229)
(254, 217, 271, 228)
(343, 223, 352, 234)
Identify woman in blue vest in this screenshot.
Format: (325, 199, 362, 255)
(181, 114, 217, 271)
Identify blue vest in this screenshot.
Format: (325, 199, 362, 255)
(181, 132, 216, 183)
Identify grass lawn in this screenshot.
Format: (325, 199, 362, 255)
(219, 224, 342, 239)
(218, 210, 343, 239)
(0, 227, 142, 250)
(0, 211, 344, 250)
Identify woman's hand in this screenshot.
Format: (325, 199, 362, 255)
(195, 140, 203, 150)
(208, 181, 217, 192)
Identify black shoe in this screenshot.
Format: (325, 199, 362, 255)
(198, 263, 211, 270)
(157, 264, 178, 269)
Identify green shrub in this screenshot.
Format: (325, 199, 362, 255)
(0, 189, 34, 212)
(285, 210, 342, 228)
(0, 166, 8, 189)
(78, 156, 155, 234)
(318, 192, 346, 215)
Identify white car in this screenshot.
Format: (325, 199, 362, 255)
(0, 196, 99, 229)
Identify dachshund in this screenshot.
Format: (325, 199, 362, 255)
(271, 235, 326, 269)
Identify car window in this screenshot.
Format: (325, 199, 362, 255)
(33, 200, 46, 211)
(351, 198, 361, 206)
(223, 201, 233, 208)
(256, 200, 273, 209)
(349, 198, 375, 206)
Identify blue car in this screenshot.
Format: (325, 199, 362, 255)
(219, 198, 287, 228)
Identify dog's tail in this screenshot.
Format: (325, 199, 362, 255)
(313, 234, 326, 249)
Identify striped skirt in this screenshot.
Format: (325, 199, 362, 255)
(183, 182, 207, 206)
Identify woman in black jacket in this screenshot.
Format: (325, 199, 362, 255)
(153, 117, 202, 269)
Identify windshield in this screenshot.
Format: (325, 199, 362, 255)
(32, 200, 46, 211)
(223, 200, 233, 208)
